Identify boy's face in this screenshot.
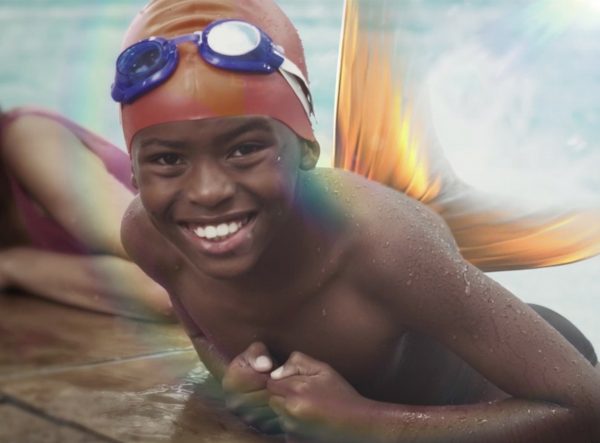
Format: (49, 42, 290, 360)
(131, 116, 316, 279)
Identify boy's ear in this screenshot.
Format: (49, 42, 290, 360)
(300, 140, 320, 170)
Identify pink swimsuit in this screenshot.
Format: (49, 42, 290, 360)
(0, 107, 134, 254)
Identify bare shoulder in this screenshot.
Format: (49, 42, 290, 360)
(1, 112, 91, 179)
(121, 196, 185, 288)
(2, 113, 75, 152)
(311, 168, 458, 289)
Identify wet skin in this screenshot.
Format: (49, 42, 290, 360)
(124, 116, 600, 442)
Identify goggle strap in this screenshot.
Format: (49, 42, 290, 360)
(280, 58, 315, 118)
(170, 33, 201, 45)
(280, 58, 310, 94)
(279, 69, 315, 124)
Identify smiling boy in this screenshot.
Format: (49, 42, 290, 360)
(117, 1, 600, 442)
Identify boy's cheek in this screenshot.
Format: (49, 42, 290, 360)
(136, 180, 174, 220)
(252, 167, 299, 199)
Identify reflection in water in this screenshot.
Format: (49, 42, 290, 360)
(167, 365, 279, 443)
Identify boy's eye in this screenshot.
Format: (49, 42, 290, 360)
(154, 153, 183, 166)
(229, 143, 265, 158)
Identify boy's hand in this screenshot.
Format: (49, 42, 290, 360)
(222, 342, 283, 435)
(267, 352, 367, 442)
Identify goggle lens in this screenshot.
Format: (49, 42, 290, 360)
(118, 41, 165, 80)
(206, 21, 260, 56)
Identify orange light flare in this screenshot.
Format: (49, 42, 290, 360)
(334, 0, 600, 271)
(334, 0, 442, 204)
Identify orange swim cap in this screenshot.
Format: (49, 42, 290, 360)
(119, 0, 315, 151)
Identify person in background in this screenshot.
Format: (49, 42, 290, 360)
(0, 107, 172, 321)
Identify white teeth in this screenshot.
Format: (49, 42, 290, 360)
(216, 223, 229, 236)
(191, 216, 250, 241)
(205, 226, 217, 239)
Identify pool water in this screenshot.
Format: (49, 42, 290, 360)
(0, 0, 598, 346)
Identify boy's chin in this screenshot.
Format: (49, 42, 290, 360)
(190, 253, 261, 280)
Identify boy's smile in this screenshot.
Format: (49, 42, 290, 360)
(131, 116, 317, 279)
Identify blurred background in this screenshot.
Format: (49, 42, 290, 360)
(1, 0, 598, 346)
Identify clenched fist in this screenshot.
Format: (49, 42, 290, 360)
(222, 342, 284, 435)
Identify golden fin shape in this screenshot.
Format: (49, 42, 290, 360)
(334, 0, 600, 272)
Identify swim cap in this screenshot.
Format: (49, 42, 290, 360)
(120, 0, 315, 151)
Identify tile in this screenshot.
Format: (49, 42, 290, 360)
(0, 404, 110, 443)
(0, 293, 192, 379)
(0, 351, 277, 443)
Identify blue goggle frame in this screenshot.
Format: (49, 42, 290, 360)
(111, 19, 313, 117)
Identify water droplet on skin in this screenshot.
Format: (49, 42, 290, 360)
(461, 265, 471, 296)
(322, 309, 327, 317)
(276, 156, 282, 162)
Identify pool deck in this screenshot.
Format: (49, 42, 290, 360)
(0, 292, 278, 443)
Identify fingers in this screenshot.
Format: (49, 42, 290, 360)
(222, 342, 273, 393)
(242, 341, 274, 372)
(269, 395, 311, 438)
(271, 351, 325, 380)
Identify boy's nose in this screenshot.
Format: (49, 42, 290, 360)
(184, 162, 235, 208)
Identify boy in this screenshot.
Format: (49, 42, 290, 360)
(116, 0, 600, 441)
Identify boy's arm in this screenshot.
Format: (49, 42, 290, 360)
(268, 191, 600, 443)
(267, 352, 588, 443)
(360, 203, 600, 442)
(121, 196, 227, 377)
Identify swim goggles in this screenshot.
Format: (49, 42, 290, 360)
(111, 19, 314, 119)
